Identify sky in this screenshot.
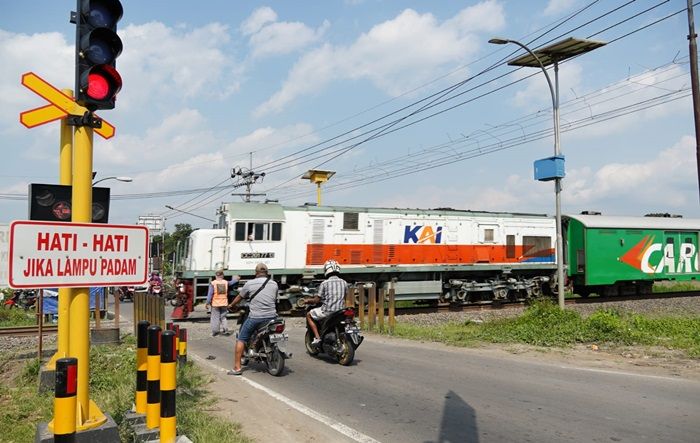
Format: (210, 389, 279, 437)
(1, 0, 698, 230)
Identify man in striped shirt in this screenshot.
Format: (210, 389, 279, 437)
(306, 259, 348, 345)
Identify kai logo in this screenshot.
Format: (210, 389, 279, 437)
(403, 225, 443, 244)
(620, 235, 698, 274)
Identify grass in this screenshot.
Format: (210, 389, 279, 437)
(0, 336, 251, 443)
(0, 307, 36, 327)
(653, 281, 700, 293)
(390, 300, 700, 358)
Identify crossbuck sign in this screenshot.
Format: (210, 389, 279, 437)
(8, 220, 148, 288)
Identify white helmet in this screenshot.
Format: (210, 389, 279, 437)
(323, 259, 341, 277)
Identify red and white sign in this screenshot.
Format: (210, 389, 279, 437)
(8, 220, 149, 289)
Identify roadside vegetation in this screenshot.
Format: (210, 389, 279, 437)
(0, 305, 36, 327)
(0, 336, 251, 443)
(391, 300, 700, 358)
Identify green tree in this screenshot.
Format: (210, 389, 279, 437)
(152, 223, 193, 276)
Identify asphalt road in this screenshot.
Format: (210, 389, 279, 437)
(184, 316, 700, 443)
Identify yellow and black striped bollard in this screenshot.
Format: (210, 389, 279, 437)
(160, 330, 177, 443)
(172, 324, 180, 362)
(178, 328, 188, 365)
(54, 357, 77, 442)
(146, 325, 162, 429)
(135, 320, 149, 414)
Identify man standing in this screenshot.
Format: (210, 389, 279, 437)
(227, 263, 278, 375)
(206, 270, 240, 336)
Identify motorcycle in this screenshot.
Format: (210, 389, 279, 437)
(304, 303, 363, 366)
(118, 286, 135, 302)
(148, 283, 162, 296)
(3, 290, 37, 310)
(236, 305, 291, 376)
(168, 283, 185, 307)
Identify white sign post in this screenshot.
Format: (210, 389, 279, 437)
(0, 224, 9, 288)
(9, 220, 149, 289)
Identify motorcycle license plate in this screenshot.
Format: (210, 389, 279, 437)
(269, 333, 288, 343)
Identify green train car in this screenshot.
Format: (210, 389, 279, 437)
(565, 214, 700, 297)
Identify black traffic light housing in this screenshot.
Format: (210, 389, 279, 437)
(29, 184, 110, 223)
(73, 0, 123, 111)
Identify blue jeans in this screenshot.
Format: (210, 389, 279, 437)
(237, 316, 275, 343)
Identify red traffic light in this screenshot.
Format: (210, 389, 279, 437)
(74, 0, 123, 111)
(84, 64, 122, 101)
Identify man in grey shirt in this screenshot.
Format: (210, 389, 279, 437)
(227, 263, 278, 375)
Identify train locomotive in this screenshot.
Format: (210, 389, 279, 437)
(172, 202, 699, 317)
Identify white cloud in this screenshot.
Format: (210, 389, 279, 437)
(117, 22, 240, 108)
(0, 22, 242, 127)
(566, 135, 696, 211)
(560, 63, 690, 140)
(254, 0, 505, 117)
(242, 7, 329, 59)
(248, 20, 330, 58)
(544, 0, 578, 16)
(513, 62, 582, 109)
(0, 30, 73, 132)
(241, 7, 278, 36)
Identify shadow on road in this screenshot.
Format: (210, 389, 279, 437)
(427, 390, 478, 443)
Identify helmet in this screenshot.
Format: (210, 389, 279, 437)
(323, 259, 340, 277)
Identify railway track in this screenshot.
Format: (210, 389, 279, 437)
(0, 325, 58, 336)
(391, 290, 700, 315)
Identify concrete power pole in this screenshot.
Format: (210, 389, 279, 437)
(687, 0, 700, 201)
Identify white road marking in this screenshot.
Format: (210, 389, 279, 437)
(192, 354, 381, 443)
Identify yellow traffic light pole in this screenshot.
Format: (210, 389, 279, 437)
(49, 89, 75, 369)
(71, 122, 107, 430)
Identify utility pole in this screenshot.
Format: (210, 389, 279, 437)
(687, 0, 700, 200)
(231, 153, 266, 202)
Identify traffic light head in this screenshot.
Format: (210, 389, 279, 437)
(75, 0, 123, 111)
(29, 184, 111, 223)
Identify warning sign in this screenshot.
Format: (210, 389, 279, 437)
(8, 220, 149, 288)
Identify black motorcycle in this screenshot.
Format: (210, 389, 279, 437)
(236, 305, 291, 376)
(304, 304, 363, 366)
(117, 286, 135, 302)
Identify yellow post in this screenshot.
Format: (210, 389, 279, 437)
(49, 92, 74, 369)
(368, 284, 376, 331)
(71, 124, 107, 430)
(388, 287, 396, 333)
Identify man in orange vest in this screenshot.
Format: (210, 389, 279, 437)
(206, 270, 240, 336)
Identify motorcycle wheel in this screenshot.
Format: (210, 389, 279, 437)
(267, 346, 285, 376)
(304, 330, 320, 356)
(337, 336, 355, 366)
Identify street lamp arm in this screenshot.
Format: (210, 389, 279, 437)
(495, 38, 557, 111)
(92, 176, 133, 186)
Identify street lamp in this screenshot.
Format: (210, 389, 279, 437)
(164, 205, 216, 223)
(92, 175, 133, 186)
(489, 36, 606, 308)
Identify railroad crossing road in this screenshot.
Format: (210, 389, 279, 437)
(184, 317, 700, 443)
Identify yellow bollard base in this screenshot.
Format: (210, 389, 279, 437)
(75, 400, 108, 431)
(39, 409, 118, 443)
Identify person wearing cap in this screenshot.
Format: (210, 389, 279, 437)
(227, 263, 279, 375)
(206, 270, 240, 336)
